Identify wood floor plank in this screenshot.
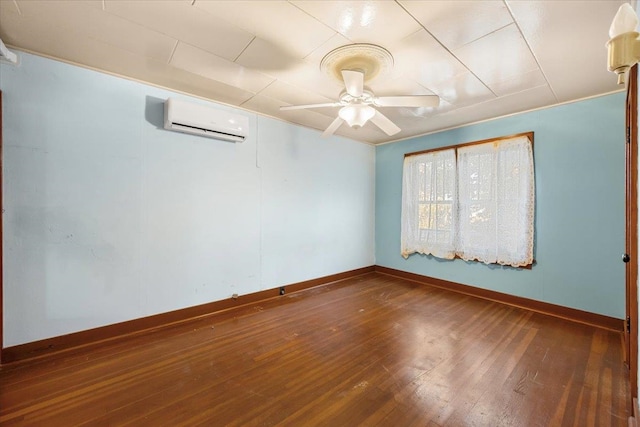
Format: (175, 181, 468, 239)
(0, 273, 631, 426)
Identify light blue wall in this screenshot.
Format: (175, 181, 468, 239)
(0, 50, 625, 347)
(376, 93, 626, 318)
(0, 52, 375, 346)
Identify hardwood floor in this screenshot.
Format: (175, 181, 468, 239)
(0, 273, 630, 426)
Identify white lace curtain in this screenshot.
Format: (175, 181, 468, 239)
(401, 149, 457, 259)
(401, 135, 534, 267)
(457, 136, 534, 266)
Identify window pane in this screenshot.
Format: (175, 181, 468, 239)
(437, 203, 452, 229)
(418, 203, 431, 230)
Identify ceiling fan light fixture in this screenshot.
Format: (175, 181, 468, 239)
(339, 104, 375, 128)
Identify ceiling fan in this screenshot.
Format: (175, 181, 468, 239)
(278, 44, 439, 138)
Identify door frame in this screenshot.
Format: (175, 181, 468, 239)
(626, 65, 638, 399)
(0, 90, 3, 364)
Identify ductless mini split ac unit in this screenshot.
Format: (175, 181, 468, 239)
(164, 98, 248, 143)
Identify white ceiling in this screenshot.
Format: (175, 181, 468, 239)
(0, 0, 630, 144)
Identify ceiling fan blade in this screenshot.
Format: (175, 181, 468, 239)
(322, 116, 344, 138)
(341, 69, 364, 98)
(280, 102, 340, 111)
(375, 95, 440, 108)
(370, 109, 401, 136)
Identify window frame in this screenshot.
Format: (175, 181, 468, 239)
(404, 132, 534, 159)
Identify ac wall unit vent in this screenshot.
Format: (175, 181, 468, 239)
(164, 98, 248, 143)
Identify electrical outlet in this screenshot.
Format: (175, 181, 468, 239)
(279, 287, 285, 295)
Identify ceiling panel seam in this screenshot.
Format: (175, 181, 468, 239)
(457, 22, 513, 49)
(168, 40, 179, 65)
(395, 0, 496, 98)
(287, 0, 339, 36)
(234, 36, 256, 63)
(503, 0, 558, 102)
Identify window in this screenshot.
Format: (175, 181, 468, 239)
(401, 133, 534, 268)
(401, 149, 457, 259)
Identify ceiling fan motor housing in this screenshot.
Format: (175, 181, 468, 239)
(280, 43, 437, 138)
